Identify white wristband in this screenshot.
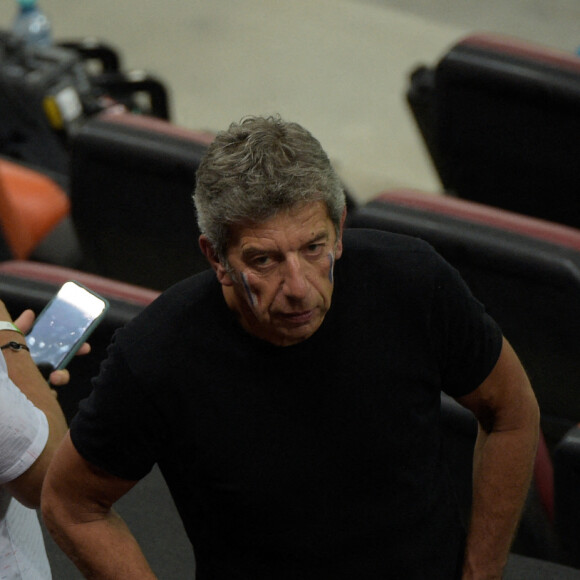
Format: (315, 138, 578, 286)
(0, 321, 23, 334)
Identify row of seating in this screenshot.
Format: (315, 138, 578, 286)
(2, 29, 580, 573)
(401, 33, 580, 565)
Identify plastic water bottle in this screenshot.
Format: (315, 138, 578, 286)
(12, 0, 52, 47)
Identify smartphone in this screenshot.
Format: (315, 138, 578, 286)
(25, 281, 110, 379)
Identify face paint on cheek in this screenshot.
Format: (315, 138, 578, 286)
(328, 252, 335, 283)
(241, 272, 259, 308)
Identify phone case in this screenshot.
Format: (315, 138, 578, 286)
(25, 280, 110, 377)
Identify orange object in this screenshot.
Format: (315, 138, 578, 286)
(0, 160, 70, 259)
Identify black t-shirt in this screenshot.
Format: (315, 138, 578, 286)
(71, 229, 502, 579)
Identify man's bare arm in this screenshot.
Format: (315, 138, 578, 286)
(457, 337, 540, 580)
(41, 433, 157, 579)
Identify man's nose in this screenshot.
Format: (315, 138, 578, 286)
(282, 256, 308, 299)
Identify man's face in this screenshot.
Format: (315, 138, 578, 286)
(211, 201, 344, 347)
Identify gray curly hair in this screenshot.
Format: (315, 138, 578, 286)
(194, 115, 346, 263)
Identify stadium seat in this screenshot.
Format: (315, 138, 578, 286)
(0, 259, 193, 576)
(349, 188, 580, 447)
(554, 424, 580, 568)
(69, 111, 215, 290)
(348, 188, 580, 560)
(0, 259, 159, 420)
(407, 32, 580, 228)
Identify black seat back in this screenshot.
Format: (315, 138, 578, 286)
(70, 112, 214, 290)
(349, 189, 580, 448)
(0, 260, 159, 421)
(407, 33, 580, 228)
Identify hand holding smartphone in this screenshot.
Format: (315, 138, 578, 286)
(25, 281, 109, 379)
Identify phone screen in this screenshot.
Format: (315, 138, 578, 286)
(25, 281, 109, 376)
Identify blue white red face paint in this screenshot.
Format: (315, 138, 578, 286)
(241, 271, 258, 308)
(328, 251, 335, 283)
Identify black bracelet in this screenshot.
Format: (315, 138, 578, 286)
(1, 341, 30, 352)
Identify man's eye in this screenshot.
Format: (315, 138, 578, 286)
(252, 256, 271, 268)
(306, 243, 324, 255)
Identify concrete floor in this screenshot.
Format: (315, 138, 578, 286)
(1, 1, 578, 203)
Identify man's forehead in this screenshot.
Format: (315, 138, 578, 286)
(229, 202, 333, 250)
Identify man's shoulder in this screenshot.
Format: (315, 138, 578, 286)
(337, 228, 452, 297)
(341, 228, 439, 272)
(146, 269, 217, 314)
(118, 269, 221, 344)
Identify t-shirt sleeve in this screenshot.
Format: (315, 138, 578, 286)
(69, 341, 166, 481)
(0, 352, 49, 484)
(429, 252, 503, 398)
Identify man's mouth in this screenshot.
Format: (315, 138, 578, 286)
(277, 310, 315, 325)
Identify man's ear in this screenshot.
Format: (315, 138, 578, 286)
(199, 236, 234, 286)
(334, 207, 347, 260)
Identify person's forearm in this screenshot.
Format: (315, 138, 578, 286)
(2, 330, 68, 506)
(2, 337, 67, 437)
(43, 506, 157, 579)
(462, 419, 539, 579)
(42, 433, 153, 578)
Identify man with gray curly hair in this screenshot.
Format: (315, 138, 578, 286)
(43, 116, 539, 580)
(195, 116, 346, 264)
